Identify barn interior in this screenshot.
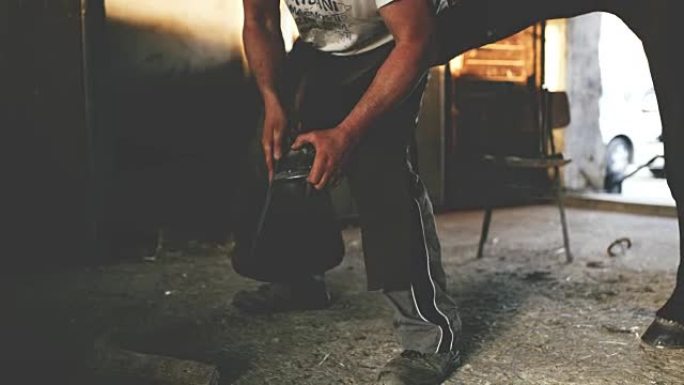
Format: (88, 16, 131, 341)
(2, 0, 683, 384)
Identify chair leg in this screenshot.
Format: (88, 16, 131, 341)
(553, 166, 573, 263)
(477, 207, 493, 259)
(557, 192, 573, 263)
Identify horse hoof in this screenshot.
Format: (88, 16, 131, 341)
(641, 317, 684, 349)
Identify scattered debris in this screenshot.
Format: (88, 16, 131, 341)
(10, 208, 684, 384)
(587, 261, 606, 269)
(89, 336, 220, 385)
(317, 353, 331, 366)
(587, 288, 619, 301)
(608, 238, 633, 257)
(603, 324, 640, 335)
(523, 271, 553, 282)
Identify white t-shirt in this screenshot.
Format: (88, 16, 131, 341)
(284, 0, 451, 56)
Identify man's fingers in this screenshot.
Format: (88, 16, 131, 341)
(273, 128, 284, 160)
(262, 132, 274, 180)
(264, 150, 274, 181)
(291, 133, 314, 150)
(307, 153, 326, 186)
(315, 170, 332, 190)
(314, 159, 336, 190)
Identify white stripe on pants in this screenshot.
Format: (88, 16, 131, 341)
(384, 176, 461, 354)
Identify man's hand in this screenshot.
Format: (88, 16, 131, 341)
(262, 101, 287, 181)
(291, 128, 357, 190)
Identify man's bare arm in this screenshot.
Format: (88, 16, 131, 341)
(243, 0, 287, 179)
(292, 0, 436, 189)
(338, 0, 436, 140)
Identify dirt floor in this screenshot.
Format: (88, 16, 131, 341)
(4, 205, 684, 385)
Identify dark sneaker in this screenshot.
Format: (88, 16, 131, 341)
(641, 317, 684, 349)
(377, 350, 461, 385)
(232, 281, 331, 314)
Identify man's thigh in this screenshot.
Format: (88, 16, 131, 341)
(291, 43, 394, 133)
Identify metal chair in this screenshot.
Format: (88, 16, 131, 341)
(477, 88, 573, 263)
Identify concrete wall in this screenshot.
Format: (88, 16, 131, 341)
(564, 13, 606, 190)
(99, 1, 261, 254)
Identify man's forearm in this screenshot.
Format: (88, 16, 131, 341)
(243, 0, 289, 174)
(337, 42, 430, 142)
(243, 13, 286, 108)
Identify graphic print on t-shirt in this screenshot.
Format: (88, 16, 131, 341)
(285, 0, 451, 55)
(286, 0, 355, 49)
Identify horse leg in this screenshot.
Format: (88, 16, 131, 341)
(628, 0, 684, 348)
